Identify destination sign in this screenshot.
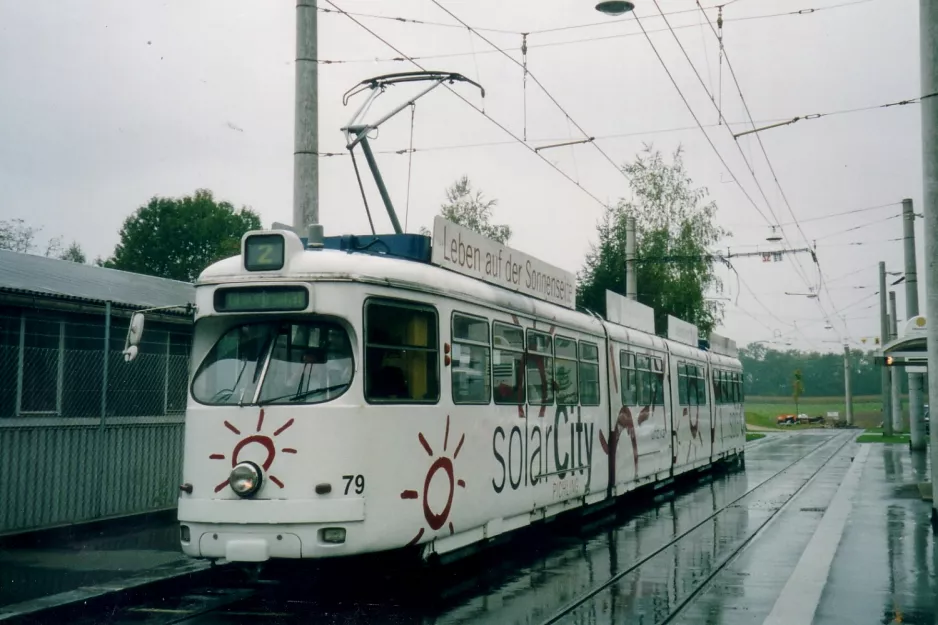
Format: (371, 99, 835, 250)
(214, 286, 309, 313)
(430, 216, 576, 309)
(244, 233, 285, 272)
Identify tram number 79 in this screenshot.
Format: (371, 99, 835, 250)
(343, 475, 365, 495)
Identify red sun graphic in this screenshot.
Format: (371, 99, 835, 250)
(209, 409, 297, 493)
(400, 415, 467, 546)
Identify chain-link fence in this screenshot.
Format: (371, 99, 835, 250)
(0, 310, 190, 420)
(0, 308, 192, 534)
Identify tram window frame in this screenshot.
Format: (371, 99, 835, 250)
(695, 365, 708, 405)
(579, 341, 601, 406)
(363, 298, 440, 404)
(651, 357, 664, 406)
(726, 372, 734, 404)
(714, 370, 723, 404)
(451, 312, 491, 405)
(526, 329, 554, 406)
(686, 364, 699, 406)
(636, 355, 654, 405)
(554, 335, 579, 406)
(620, 351, 637, 406)
(678, 362, 689, 405)
(493, 321, 525, 405)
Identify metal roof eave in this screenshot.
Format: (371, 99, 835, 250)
(880, 335, 927, 356)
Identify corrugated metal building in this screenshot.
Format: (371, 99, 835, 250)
(0, 250, 194, 535)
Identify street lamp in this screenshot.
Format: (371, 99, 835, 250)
(595, 1, 635, 16)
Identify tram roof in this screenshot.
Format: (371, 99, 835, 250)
(197, 231, 740, 362)
(199, 245, 603, 332)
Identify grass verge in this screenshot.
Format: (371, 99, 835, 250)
(746, 432, 766, 442)
(856, 427, 910, 444)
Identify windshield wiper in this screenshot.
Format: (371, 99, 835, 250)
(257, 383, 350, 406)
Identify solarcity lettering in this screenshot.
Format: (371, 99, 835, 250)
(430, 217, 576, 309)
(491, 405, 594, 493)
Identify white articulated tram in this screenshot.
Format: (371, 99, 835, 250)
(169, 217, 745, 564)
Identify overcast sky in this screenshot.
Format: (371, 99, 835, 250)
(0, 0, 924, 351)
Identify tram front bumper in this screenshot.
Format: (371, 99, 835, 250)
(190, 531, 302, 561)
(178, 498, 365, 560)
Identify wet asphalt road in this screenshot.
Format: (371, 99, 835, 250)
(60, 430, 928, 625)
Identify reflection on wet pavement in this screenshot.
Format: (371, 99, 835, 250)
(813, 445, 936, 625)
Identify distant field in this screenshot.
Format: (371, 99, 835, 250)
(745, 395, 896, 430)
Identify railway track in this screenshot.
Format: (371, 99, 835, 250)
(52, 432, 851, 625)
(538, 430, 854, 624)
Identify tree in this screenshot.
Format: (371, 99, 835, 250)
(59, 242, 87, 264)
(578, 145, 727, 336)
(792, 369, 804, 414)
(103, 189, 261, 282)
(0, 218, 79, 259)
(421, 176, 511, 244)
(738, 345, 884, 397)
(0, 219, 38, 253)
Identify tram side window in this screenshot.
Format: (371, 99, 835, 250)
(365, 300, 439, 403)
(555, 336, 579, 405)
(579, 341, 601, 406)
(526, 330, 554, 405)
(728, 373, 736, 404)
(493, 322, 525, 405)
(637, 355, 654, 405)
(695, 365, 708, 405)
(652, 357, 665, 405)
(620, 351, 637, 406)
(678, 363, 689, 405)
(451, 313, 491, 405)
(713, 370, 723, 404)
(686, 365, 700, 406)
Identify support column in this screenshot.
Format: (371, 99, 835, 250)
(890, 292, 903, 432)
(919, 0, 938, 525)
(880, 262, 893, 436)
(844, 344, 853, 426)
(626, 216, 637, 300)
(294, 0, 319, 231)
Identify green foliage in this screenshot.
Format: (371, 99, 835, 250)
(857, 428, 910, 444)
(0, 218, 67, 257)
(746, 432, 766, 441)
(577, 145, 727, 336)
(0, 218, 38, 253)
(425, 176, 511, 244)
(740, 344, 886, 397)
(104, 189, 261, 282)
(59, 242, 86, 264)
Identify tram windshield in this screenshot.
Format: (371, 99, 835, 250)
(192, 320, 353, 406)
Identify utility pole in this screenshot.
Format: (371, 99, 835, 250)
(889, 291, 903, 432)
(880, 261, 893, 436)
(844, 344, 853, 426)
(626, 216, 637, 300)
(903, 198, 927, 449)
(920, 0, 938, 526)
(294, 0, 320, 234)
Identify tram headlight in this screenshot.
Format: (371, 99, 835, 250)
(229, 461, 263, 497)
